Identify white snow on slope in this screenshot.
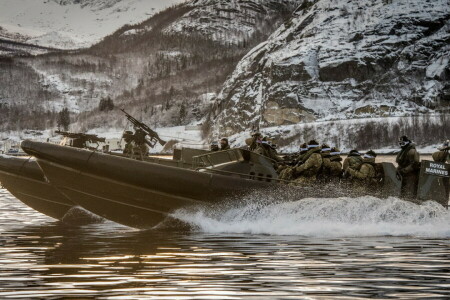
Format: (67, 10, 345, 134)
(0, 0, 186, 49)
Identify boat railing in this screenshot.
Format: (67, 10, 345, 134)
(192, 149, 247, 169)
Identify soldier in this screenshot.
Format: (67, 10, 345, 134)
(396, 135, 421, 199)
(254, 138, 272, 158)
(347, 150, 377, 181)
(132, 128, 149, 160)
(267, 140, 283, 162)
(346, 150, 378, 195)
(293, 140, 323, 185)
(321, 146, 343, 182)
(343, 149, 363, 175)
(432, 140, 449, 163)
(220, 138, 230, 150)
(210, 141, 219, 152)
(278, 143, 308, 181)
(122, 130, 134, 157)
(245, 132, 262, 151)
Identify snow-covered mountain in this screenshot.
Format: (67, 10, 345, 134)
(0, 0, 186, 50)
(163, 0, 300, 44)
(211, 0, 450, 137)
(0, 0, 299, 134)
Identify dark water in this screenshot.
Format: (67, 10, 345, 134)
(1, 189, 450, 299)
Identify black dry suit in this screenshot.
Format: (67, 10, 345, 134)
(396, 142, 420, 199)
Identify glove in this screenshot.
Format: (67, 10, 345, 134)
(398, 168, 407, 175)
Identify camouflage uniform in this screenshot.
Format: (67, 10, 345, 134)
(347, 156, 377, 195)
(123, 142, 133, 156)
(122, 131, 134, 157)
(245, 133, 262, 151)
(347, 157, 376, 180)
(293, 146, 323, 185)
(396, 140, 420, 199)
(432, 141, 449, 163)
(343, 151, 363, 173)
(321, 151, 343, 182)
(279, 144, 308, 181)
(432, 150, 449, 163)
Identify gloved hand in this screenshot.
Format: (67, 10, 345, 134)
(398, 168, 407, 175)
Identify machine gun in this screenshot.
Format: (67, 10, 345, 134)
(120, 109, 166, 148)
(55, 130, 106, 149)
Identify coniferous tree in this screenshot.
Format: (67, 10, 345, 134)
(58, 107, 70, 131)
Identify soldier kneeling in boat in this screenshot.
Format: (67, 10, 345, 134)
(343, 149, 363, 177)
(432, 140, 449, 163)
(320, 147, 343, 183)
(254, 138, 283, 163)
(278, 143, 308, 181)
(345, 150, 378, 195)
(292, 140, 323, 185)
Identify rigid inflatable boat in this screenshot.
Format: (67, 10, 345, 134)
(0, 155, 74, 220)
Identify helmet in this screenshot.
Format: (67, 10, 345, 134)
(364, 150, 377, 158)
(398, 135, 411, 147)
(300, 143, 308, 152)
(438, 140, 450, 151)
(330, 147, 341, 155)
(307, 140, 320, 148)
(321, 143, 331, 152)
(349, 149, 361, 156)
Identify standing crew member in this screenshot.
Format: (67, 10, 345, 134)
(122, 131, 134, 157)
(396, 135, 420, 199)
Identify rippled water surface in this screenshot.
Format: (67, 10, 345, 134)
(1, 189, 450, 299)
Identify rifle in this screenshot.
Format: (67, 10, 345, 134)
(120, 109, 166, 147)
(55, 131, 106, 144)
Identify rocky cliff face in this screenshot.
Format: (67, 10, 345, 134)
(211, 0, 450, 137)
(164, 0, 300, 44)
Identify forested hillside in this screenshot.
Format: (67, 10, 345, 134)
(0, 0, 301, 132)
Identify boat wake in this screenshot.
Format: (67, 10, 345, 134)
(61, 206, 104, 226)
(171, 195, 450, 238)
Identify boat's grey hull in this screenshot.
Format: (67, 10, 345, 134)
(22, 141, 274, 229)
(0, 156, 74, 220)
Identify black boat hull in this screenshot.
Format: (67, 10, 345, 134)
(0, 155, 74, 220)
(22, 141, 275, 229)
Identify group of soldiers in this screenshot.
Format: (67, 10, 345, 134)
(211, 132, 449, 199)
(210, 138, 231, 151)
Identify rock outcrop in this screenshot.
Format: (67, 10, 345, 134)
(211, 0, 450, 136)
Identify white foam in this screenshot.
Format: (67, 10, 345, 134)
(171, 196, 450, 238)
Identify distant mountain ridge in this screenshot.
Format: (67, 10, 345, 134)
(0, 0, 185, 51)
(0, 0, 300, 133)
